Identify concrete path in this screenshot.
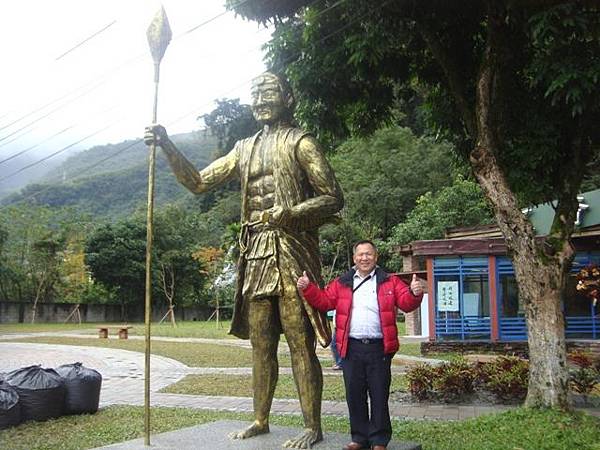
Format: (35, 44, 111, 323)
(0, 337, 598, 421)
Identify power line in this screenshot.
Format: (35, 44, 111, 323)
(0, 104, 119, 166)
(0, 0, 359, 210)
(55, 20, 117, 61)
(0, 0, 255, 138)
(0, 79, 108, 143)
(0, 122, 117, 184)
(0, 125, 75, 166)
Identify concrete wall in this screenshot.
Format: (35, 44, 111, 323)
(0, 301, 215, 324)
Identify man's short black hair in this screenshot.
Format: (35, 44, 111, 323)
(353, 240, 377, 254)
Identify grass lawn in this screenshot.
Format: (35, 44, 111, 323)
(1, 320, 406, 340)
(0, 320, 235, 339)
(1, 320, 463, 363)
(0, 322, 108, 334)
(0, 405, 598, 450)
(161, 373, 409, 401)
(4, 336, 292, 368)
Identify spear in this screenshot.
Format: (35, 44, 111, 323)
(144, 5, 171, 446)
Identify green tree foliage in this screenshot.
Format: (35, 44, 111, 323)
(154, 206, 205, 308)
(0, 205, 86, 306)
(238, 0, 600, 202)
(200, 98, 259, 153)
(389, 176, 494, 246)
(85, 218, 148, 316)
(330, 126, 458, 238)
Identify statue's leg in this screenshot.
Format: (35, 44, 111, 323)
(229, 297, 279, 440)
(279, 279, 323, 449)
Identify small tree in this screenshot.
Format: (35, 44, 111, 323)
(192, 246, 227, 325)
(29, 234, 64, 323)
(85, 220, 147, 320)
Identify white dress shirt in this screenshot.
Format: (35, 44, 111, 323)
(348, 269, 382, 339)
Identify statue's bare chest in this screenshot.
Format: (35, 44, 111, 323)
(248, 134, 275, 180)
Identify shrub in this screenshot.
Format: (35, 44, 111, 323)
(406, 364, 435, 400)
(568, 351, 600, 395)
(483, 356, 529, 402)
(432, 358, 474, 402)
(406, 355, 530, 404)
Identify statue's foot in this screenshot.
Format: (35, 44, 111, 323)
(228, 421, 269, 440)
(282, 428, 323, 449)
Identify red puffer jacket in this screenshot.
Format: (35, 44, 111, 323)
(302, 267, 423, 357)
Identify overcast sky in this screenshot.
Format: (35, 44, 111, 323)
(0, 0, 271, 182)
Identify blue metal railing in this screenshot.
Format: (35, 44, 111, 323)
(435, 316, 491, 340)
(565, 316, 598, 339)
(499, 317, 527, 340)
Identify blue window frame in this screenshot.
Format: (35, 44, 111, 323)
(496, 252, 599, 340)
(433, 256, 491, 340)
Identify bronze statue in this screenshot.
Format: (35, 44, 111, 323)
(145, 72, 344, 448)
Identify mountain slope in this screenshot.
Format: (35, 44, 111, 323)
(2, 131, 221, 220)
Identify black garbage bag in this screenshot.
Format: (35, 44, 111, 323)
(55, 362, 102, 414)
(0, 381, 21, 429)
(4, 365, 64, 422)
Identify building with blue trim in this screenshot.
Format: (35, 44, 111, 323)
(400, 189, 600, 346)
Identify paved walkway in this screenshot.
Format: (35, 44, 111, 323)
(0, 334, 597, 421)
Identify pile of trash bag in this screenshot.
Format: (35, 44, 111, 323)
(56, 363, 102, 415)
(0, 363, 102, 430)
(0, 380, 20, 429)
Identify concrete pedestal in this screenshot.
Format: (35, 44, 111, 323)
(93, 420, 422, 450)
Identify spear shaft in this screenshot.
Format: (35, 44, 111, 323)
(144, 7, 171, 446)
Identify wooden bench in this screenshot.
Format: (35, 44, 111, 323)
(98, 325, 133, 339)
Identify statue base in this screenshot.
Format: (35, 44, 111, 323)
(93, 419, 422, 450)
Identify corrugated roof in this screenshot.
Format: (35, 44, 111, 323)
(527, 189, 600, 235)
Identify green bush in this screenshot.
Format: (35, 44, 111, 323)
(406, 355, 529, 403)
(432, 358, 474, 402)
(568, 350, 600, 395)
(406, 364, 435, 400)
(484, 357, 529, 402)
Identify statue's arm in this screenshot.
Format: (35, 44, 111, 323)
(159, 135, 239, 194)
(292, 135, 344, 221)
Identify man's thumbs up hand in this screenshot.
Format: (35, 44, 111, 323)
(297, 270, 310, 290)
(410, 273, 423, 296)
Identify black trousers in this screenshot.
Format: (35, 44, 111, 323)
(342, 338, 392, 447)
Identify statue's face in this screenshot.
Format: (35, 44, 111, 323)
(251, 79, 287, 124)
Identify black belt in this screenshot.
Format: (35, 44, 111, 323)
(349, 337, 383, 345)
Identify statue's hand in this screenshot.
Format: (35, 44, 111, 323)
(144, 124, 169, 147)
(268, 205, 291, 227)
(297, 271, 310, 290)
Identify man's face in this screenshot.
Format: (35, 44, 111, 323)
(353, 243, 378, 275)
(251, 80, 287, 124)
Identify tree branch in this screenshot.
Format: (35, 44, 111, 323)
(417, 17, 478, 138)
(470, 1, 537, 255)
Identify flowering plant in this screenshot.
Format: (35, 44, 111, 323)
(575, 264, 600, 306)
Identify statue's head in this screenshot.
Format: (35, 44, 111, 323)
(251, 72, 295, 124)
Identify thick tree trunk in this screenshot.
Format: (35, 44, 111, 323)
(419, 0, 581, 409)
(521, 266, 569, 407)
(468, 2, 571, 409)
(471, 144, 571, 409)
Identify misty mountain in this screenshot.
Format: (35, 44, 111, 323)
(0, 151, 72, 199)
(2, 131, 222, 220)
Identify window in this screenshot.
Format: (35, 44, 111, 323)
(434, 256, 490, 340)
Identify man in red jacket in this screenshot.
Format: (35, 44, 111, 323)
(297, 240, 423, 450)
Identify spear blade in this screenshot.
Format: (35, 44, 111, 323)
(146, 5, 172, 65)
